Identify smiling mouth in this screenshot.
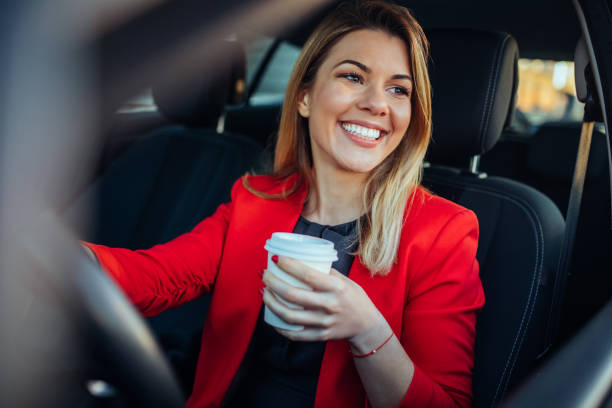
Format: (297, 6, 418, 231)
(340, 122, 386, 141)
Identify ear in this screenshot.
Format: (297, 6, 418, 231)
(297, 91, 310, 118)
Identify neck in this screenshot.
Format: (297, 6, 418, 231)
(302, 165, 368, 226)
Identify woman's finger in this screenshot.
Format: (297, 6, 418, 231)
(274, 256, 343, 292)
(263, 270, 341, 312)
(274, 327, 332, 342)
(263, 288, 335, 328)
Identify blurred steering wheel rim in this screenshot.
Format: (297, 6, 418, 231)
(74, 250, 185, 407)
(0, 1, 336, 406)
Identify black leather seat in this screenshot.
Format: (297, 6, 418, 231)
(423, 29, 566, 407)
(225, 103, 282, 147)
(499, 122, 612, 340)
(479, 131, 532, 182)
(68, 40, 265, 395)
(74, 42, 264, 248)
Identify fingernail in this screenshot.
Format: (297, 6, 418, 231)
(271, 255, 279, 264)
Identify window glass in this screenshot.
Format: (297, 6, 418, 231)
(516, 59, 584, 127)
(116, 88, 156, 113)
(248, 41, 300, 106)
(117, 32, 272, 113)
(244, 35, 275, 88)
(119, 51, 586, 132)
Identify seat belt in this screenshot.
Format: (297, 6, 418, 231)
(546, 36, 603, 349)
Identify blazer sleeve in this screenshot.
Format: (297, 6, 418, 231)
(81, 180, 238, 317)
(399, 210, 485, 408)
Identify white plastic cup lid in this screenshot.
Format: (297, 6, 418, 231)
(264, 232, 338, 262)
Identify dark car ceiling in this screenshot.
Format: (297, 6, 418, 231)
(281, 0, 580, 61)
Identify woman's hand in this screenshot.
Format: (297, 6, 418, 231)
(261, 255, 391, 352)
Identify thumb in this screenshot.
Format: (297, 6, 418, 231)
(329, 268, 344, 278)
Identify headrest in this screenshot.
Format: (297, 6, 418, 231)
(527, 122, 607, 181)
(152, 40, 246, 127)
(426, 29, 519, 162)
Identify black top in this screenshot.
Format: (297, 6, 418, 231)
(223, 216, 359, 407)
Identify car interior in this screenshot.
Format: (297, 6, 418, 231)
(2, 0, 612, 407)
(72, 0, 612, 405)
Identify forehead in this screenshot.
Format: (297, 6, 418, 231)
(323, 29, 412, 75)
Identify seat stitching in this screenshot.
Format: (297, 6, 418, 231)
(428, 178, 542, 406)
(424, 176, 544, 406)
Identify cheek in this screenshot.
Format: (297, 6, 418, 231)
(393, 101, 412, 131)
(314, 82, 355, 116)
(386, 104, 411, 151)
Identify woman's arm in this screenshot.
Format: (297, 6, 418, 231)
(349, 318, 414, 408)
(263, 260, 413, 408)
(262, 210, 483, 408)
(80, 181, 239, 317)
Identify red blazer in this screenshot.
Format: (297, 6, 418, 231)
(85, 175, 484, 408)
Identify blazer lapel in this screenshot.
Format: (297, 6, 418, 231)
(190, 177, 308, 407)
(219, 180, 308, 331)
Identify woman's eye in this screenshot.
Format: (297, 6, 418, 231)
(341, 73, 363, 84)
(389, 86, 409, 96)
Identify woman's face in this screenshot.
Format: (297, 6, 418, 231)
(298, 29, 413, 175)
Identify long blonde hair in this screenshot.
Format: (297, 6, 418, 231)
(244, 0, 432, 275)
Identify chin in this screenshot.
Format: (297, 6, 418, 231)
(338, 159, 379, 174)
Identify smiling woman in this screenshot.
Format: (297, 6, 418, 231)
(255, 1, 433, 275)
(83, 1, 483, 407)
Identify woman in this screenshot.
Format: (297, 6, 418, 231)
(83, 1, 484, 407)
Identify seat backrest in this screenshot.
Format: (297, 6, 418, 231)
(423, 29, 566, 407)
(492, 122, 612, 341)
(522, 122, 608, 216)
(79, 128, 264, 248)
(71, 39, 263, 248)
(225, 103, 282, 147)
(479, 131, 532, 182)
(538, 124, 612, 342)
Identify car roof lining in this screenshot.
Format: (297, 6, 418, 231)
(274, 0, 580, 61)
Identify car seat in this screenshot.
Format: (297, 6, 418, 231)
(67, 39, 265, 395)
(481, 119, 612, 342)
(519, 122, 612, 340)
(423, 29, 566, 407)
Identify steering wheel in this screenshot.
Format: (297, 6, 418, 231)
(74, 250, 185, 407)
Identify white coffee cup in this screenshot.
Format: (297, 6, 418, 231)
(263, 232, 338, 330)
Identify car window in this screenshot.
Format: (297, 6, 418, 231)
(244, 35, 275, 88)
(515, 58, 585, 126)
(117, 32, 273, 114)
(119, 52, 587, 133)
(117, 88, 156, 113)
(117, 34, 296, 112)
(248, 40, 300, 106)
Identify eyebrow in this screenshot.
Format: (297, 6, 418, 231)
(334, 59, 413, 82)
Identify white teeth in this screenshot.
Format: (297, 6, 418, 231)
(341, 122, 381, 140)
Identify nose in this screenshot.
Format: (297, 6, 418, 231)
(357, 84, 388, 117)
